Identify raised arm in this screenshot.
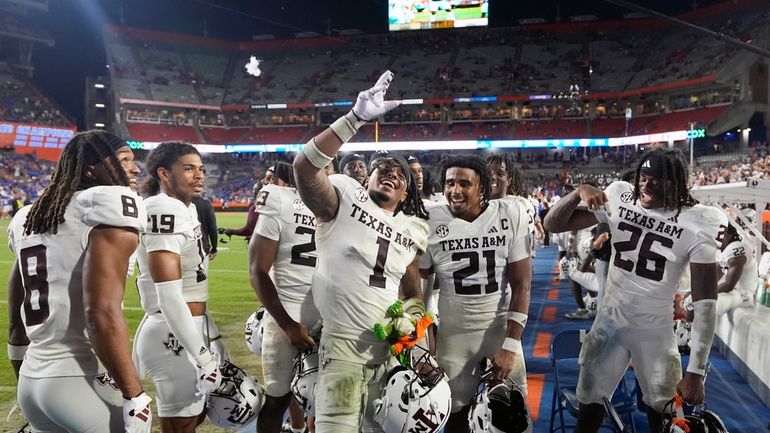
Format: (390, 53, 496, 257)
(543, 185, 604, 233)
(293, 71, 400, 223)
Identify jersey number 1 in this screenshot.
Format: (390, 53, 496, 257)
(19, 245, 50, 326)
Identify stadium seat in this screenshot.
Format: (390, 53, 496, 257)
(549, 329, 637, 433)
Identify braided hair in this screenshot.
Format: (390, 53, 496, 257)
(141, 142, 200, 197)
(369, 155, 429, 220)
(632, 148, 697, 216)
(486, 153, 524, 196)
(440, 155, 491, 207)
(24, 130, 130, 235)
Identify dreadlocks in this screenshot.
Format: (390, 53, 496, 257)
(369, 155, 429, 220)
(440, 155, 491, 206)
(486, 153, 524, 196)
(24, 130, 130, 235)
(141, 141, 200, 197)
(632, 148, 697, 216)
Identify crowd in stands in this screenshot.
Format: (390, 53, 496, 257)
(102, 3, 767, 108)
(0, 65, 72, 127)
(1, 139, 769, 214)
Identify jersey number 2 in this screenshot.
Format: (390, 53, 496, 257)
(290, 227, 317, 267)
(19, 245, 50, 326)
(613, 222, 673, 281)
(452, 250, 498, 295)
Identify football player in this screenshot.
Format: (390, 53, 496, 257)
(248, 161, 321, 433)
(7, 130, 152, 432)
(421, 155, 532, 433)
(339, 153, 368, 186)
(293, 71, 430, 432)
(133, 142, 222, 433)
(701, 223, 756, 317)
(487, 154, 544, 253)
(544, 148, 727, 433)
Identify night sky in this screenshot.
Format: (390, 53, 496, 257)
(28, 0, 724, 128)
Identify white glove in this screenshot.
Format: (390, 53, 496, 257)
(192, 350, 223, 398)
(123, 392, 152, 433)
(351, 70, 400, 121)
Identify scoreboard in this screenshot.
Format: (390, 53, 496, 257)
(389, 0, 489, 32)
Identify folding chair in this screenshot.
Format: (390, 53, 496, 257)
(549, 329, 637, 433)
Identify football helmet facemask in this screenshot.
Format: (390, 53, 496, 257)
(206, 360, 264, 429)
(468, 358, 532, 433)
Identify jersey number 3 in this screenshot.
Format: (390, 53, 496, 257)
(613, 222, 673, 281)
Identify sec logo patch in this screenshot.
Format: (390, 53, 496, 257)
(436, 224, 449, 238)
(620, 191, 633, 203)
(355, 187, 369, 202)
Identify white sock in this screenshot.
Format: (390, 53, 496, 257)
(291, 427, 304, 433)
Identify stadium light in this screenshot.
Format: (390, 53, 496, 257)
(94, 122, 105, 128)
(93, 83, 105, 89)
(94, 103, 105, 108)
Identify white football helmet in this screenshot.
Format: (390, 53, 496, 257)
(244, 307, 267, 356)
(558, 255, 579, 280)
(373, 348, 451, 433)
(468, 359, 532, 433)
(206, 360, 265, 429)
(290, 345, 319, 417)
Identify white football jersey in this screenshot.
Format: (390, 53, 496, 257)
(422, 199, 530, 322)
(8, 186, 146, 377)
(136, 193, 207, 313)
(719, 240, 758, 293)
(498, 195, 536, 235)
(597, 181, 727, 316)
(312, 175, 428, 363)
(254, 184, 317, 305)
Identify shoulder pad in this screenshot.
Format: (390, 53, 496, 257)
(79, 186, 146, 232)
(144, 194, 196, 234)
(254, 184, 286, 218)
(329, 174, 362, 197)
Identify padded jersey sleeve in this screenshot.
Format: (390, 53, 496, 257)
(254, 184, 285, 241)
(79, 186, 146, 232)
(723, 241, 747, 260)
(503, 198, 532, 263)
(7, 205, 31, 253)
(600, 181, 633, 221)
(142, 195, 195, 255)
(689, 205, 728, 264)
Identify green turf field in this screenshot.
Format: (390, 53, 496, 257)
(413, 5, 484, 22)
(0, 213, 262, 432)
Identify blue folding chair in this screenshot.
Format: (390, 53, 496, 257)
(549, 329, 637, 433)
